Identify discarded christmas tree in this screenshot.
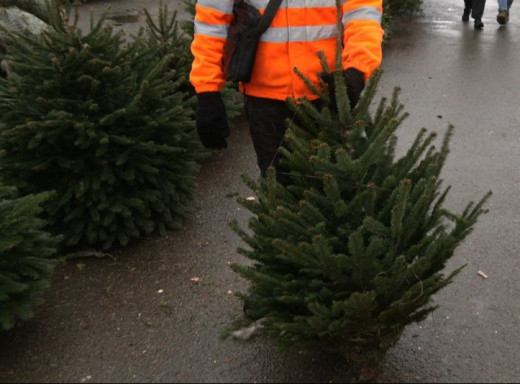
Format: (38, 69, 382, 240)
(0, 185, 61, 331)
(229, 58, 491, 378)
(0, 0, 203, 252)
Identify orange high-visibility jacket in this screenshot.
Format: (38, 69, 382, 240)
(190, 0, 384, 101)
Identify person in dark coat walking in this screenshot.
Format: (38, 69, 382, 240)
(462, 0, 486, 28)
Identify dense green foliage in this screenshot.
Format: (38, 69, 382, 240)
(382, 0, 424, 41)
(229, 60, 491, 377)
(0, 185, 60, 331)
(0, 0, 203, 251)
(386, 0, 423, 16)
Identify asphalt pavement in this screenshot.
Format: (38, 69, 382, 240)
(0, 0, 519, 382)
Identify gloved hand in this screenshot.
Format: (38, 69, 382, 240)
(196, 92, 229, 149)
(320, 67, 366, 109)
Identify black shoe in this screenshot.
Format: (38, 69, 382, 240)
(462, 8, 471, 21)
(474, 19, 484, 28)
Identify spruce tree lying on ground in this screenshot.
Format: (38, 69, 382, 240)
(0, 185, 61, 331)
(0, 0, 204, 252)
(228, 65, 491, 380)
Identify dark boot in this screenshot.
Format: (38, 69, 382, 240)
(497, 9, 509, 24)
(474, 18, 484, 28)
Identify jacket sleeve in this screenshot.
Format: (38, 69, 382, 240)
(190, 0, 234, 94)
(341, 0, 384, 81)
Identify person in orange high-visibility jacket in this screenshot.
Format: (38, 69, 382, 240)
(190, 0, 384, 185)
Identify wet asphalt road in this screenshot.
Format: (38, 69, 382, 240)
(0, 0, 519, 382)
(371, 1, 520, 382)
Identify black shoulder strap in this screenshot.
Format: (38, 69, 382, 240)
(254, 0, 283, 34)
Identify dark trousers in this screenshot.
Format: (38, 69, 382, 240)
(245, 96, 294, 185)
(464, 0, 486, 19)
(245, 95, 322, 185)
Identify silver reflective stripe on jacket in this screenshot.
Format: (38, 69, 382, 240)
(197, 0, 234, 13)
(261, 6, 382, 43)
(343, 6, 382, 23)
(248, 0, 347, 8)
(261, 25, 337, 43)
(194, 0, 381, 41)
(194, 21, 229, 39)
(193, 0, 233, 39)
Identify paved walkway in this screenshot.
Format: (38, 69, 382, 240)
(1, 0, 519, 382)
(373, 1, 520, 381)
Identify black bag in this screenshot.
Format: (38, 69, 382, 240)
(223, 0, 281, 83)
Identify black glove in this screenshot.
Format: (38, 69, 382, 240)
(196, 92, 229, 149)
(320, 67, 366, 109)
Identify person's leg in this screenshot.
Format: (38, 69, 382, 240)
(497, 0, 510, 23)
(463, 0, 472, 20)
(245, 96, 293, 185)
(507, 0, 513, 9)
(471, 0, 486, 27)
(471, 0, 486, 17)
(498, 0, 509, 8)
